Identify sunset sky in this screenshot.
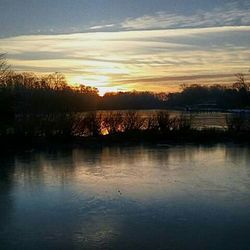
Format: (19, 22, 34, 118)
(0, 0, 249, 94)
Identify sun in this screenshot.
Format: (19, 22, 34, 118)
(68, 75, 126, 96)
(97, 86, 125, 96)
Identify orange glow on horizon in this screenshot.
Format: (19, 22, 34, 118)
(68, 75, 130, 96)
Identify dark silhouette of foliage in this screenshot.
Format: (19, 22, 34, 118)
(0, 71, 100, 115)
(0, 55, 250, 141)
(167, 76, 250, 109)
(0, 53, 11, 82)
(122, 111, 146, 132)
(156, 111, 172, 132)
(100, 91, 165, 110)
(102, 112, 123, 134)
(226, 113, 250, 132)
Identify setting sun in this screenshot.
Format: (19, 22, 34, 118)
(69, 75, 128, 95)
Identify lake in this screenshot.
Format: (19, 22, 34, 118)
(0, 144, 250, 249)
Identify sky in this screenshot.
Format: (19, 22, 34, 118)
(0, 0, 250, 94)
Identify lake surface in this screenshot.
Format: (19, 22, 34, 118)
(1, 144, 250, 250)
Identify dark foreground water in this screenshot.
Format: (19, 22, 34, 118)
(0, 144, 250, 250)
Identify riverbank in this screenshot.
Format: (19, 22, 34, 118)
(1, 129, 249, 154)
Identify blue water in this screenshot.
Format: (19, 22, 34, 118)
(0, 144, 250, 249)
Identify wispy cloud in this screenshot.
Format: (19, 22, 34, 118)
(121, 2, 250, 30)
(0, 26, 249, 92)
(89, 24, 115, 30)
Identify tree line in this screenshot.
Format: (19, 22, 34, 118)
(0, 54, 250, 139)
(167, 75, 250, 109)
(1, 55, 249, 115)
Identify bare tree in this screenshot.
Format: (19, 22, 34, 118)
(233, 73, 249, 91)
(156, 111, 172, 132)
(103, 112, 123, 134)
(47, 72, 68, 90)
(122, 111, 146, 132)
(0, 53, 11, 84)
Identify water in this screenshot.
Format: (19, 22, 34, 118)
(0, 144, 250, 250)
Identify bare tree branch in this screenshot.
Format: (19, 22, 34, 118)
(0, 53, 11, 83)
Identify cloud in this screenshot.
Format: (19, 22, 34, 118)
(0, 26, 249, 92)
(121, 2, 250, 30)
(89, 24, 115, 30)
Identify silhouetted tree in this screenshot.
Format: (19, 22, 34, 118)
(233, 73, 249, 92)
(103, 112, 123, 134)
(0, 53, 10, 83)
(122, 111, 146, 132)
(156, 111, 172, 132)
